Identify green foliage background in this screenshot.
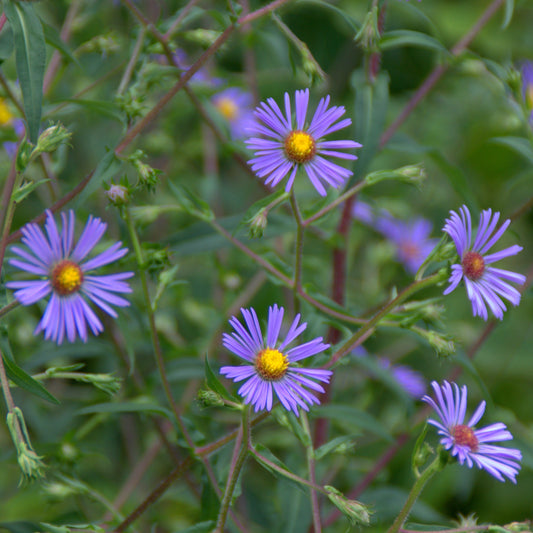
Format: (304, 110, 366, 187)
(1, 0, 533, 531)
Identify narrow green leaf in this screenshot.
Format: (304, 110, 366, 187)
(12, 179, 50, 203)
(75, 149, 123, 207)
(204, 356, 232, 401)
(177, 521, 215, 533)
(4, 0, 45, 143)
(314, 435, 356, 461)
(0, 522, 42, 533)
(168, 181, 214, 221)
(41, 20, 79, 65)
(253, 444, 307, 493)
(380, 30, 448, 54)
(295, 0, 360, 33)
(77, 401, 172, 419)
(0, 322, 60, 405)
(57, 99, 126, 123)
(502, 0, 514, 29)
(491, 136, 533, 165)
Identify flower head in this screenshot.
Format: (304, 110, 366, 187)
(376, 215, 437, 274)
(423, 380, 522, 483)
(379, 358, 426, 398)
(7, 210, 133, 344)
(443, 205, 525, 320)
(352, 201, 437, 274)
(246, 89, 361, 196)
(220, 305, 332, 415)
(212, 88, 254, 139)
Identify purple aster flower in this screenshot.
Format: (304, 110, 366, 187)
(443, 205, 525, 320)
(220, 305, 332, 415)
(246, 89, 361, 196)
(352, 201, 437, 274)
(520, 61, 533, 126)
(212, 88, 254, 140)
(376, 215, 437, 274)
(379, 358, 426, 398)
(7, 210, 133, 344)
(423, 380, 522, 483)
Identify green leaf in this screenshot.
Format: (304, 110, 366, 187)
(42, 20, 79, 65)
(204, 356, 232, 401)
(349, 69, 389, 184)
(77, 400, 173, 419)
(177, 522, 215, 533)
(75, 148, 123, 207)
(4, 0, 45, 143)
(502, 0, 514, 29)
(0, 522, 42, 533)
(12, 179, 50, 203)
(253, 444, 307, 493)
(491, 136, 533, 165)
(314, 404, 393, 441)
(0, 322, 60, 405)
(314, 435, 356, 461)
(295, 0, 360, 33)
(56, 99, 126, 123)
(380, 30, 448, 54)
(168, 181, 214, 221)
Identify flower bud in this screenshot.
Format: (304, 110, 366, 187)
(198, 389, 224, 408)
(248, 209, 268, 239)
(7, 408, 46, 482)
(106, 184, 130, 206)
(325, 486, 371, 526)
(34, 123, 71, 154)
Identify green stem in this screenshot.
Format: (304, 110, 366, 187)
(0, 299, 20, 320)
(301, 411, 322, 533)
(386, 454, 444, 533)
(290, 191, 305, 314)
(302, 180, 367, 227)
(124, 208, 190, 442)
(214, 407, 251, 533)
(326, 270, 446, 368)
(249, 447, 328, 495)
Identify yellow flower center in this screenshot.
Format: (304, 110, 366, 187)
(462, 251, 485, 281)
(215, 97, 239, 121)
(284, 130, 316, 164)
(0, 98, 13, 126)
(255, 348, 289, 381)
(452, 424, 479, 451)
(51, 260, 84, 296)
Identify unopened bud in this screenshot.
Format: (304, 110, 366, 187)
(325, 486, 372, 526)
(7, 408, 46, 482)
(249, 209, 268, 239)
(354, 7, 379, 50)
(106, 184, 129, 206)
(198, 389, 224, 408)
(34, 123, 71, 154)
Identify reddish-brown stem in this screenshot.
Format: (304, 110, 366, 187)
(43, 0, 81, 94)
(115, 0, 292, 155)
(379, 0, 506, 149)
